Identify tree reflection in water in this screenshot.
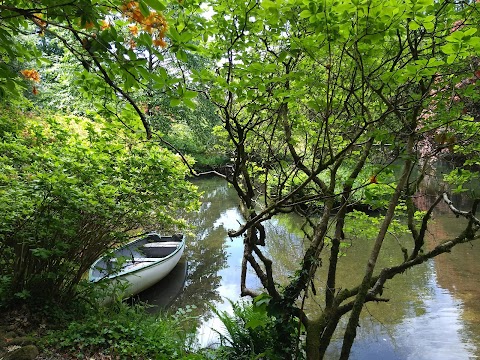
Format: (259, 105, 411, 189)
(137, 177, 479, 358)
(174, 179, 237, 319)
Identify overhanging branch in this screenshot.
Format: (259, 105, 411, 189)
(443, 193, 480, 226)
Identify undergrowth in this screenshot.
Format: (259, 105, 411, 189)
(42, 302, 204, 360)
(211, 299, 305, 360)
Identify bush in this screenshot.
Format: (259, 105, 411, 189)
(0, 109, 199, 307)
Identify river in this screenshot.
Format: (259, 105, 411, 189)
(137, 177, 480, 359)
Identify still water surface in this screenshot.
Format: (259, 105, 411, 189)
(138, 177, 480, 359)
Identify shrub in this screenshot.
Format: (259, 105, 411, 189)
(0, 109, 199, 307)
(211, 299, 304, 360)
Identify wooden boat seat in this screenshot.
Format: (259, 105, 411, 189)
(140, 242, 179, 257)
(143, 242, 181, 247)
(131, 257, 162, 262)
(109, 257, 161, 263)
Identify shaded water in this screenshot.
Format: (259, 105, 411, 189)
(138, 177, 480, 359)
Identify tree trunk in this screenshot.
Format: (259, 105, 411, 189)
(306, 318, 323, 360)
(339, 133, 415, 359)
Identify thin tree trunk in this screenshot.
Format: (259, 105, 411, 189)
(339, 133, 415, 359)
(306, 318, 323, 359)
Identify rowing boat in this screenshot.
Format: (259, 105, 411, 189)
(88, 233, 185, 298)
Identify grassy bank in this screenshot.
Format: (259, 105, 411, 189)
(1, 300, 207, 360)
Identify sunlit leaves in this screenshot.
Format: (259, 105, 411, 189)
(203, 0, 480, 213)
(0, 109, 200, 299)
(143, 0, 167, 12)
(442, 28, 479, 64)
(0, 0, 207, 132)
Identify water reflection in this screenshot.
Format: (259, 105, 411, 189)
(138, 177, 479, 358)
(336, 270, 476, 360)
(160, 177, 258, 345)
(133, 259, 188, 311)
(173, 179, 235, 320)
(415, 193, 480, 359)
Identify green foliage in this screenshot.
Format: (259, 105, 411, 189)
(33, 37, 93, 115)
(363, 182, 397, 210)
(0, 0, 209, 138)
(43, 303, 202, 359)
(345, 210, 408, 242)
(444, 168, 480, 195)
(210, 299, 304, 360)
(198, 0, 480, 218)
(0, 7, 226, 169)
(147, 92, 228, 170)
(200, 0, 480, 357)
(0, 108, 199, 306)
(0, 0, 479, 358)
(343, 210, 381, 241)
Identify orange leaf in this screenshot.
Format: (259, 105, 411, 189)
(100, 20, 110, 30)
(83, 21, 95, 29)
(20, 69, 41, 82)
(153, 38, 167, 48)
(129, 24, 139, 36)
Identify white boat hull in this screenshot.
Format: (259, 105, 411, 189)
(88, 233, 185, 299)
(111, 243, 184, 297)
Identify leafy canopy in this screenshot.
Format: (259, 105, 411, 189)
(0, 0, 207, 138)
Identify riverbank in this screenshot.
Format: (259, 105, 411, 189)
(0, 302, 202, 360)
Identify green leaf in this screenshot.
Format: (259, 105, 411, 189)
(423, 21, 434, 31)
(169, 27, 181, 42)
(175, 49, 188, 62)
(423, 15, 435, 22)
(300, 10, 312, 18)
(253, 293, 271, 307)
(183, 90, 197, 99)
(464, 28, 477, 37)
(409, 20, 420, 30)
(246, 317, 265, 330)
(159, 67, 168, 79)
(261, 0, 278, 9)
(37, 57, 52, 65)
(307, 100, 320, 112)
(143, 0, 166, 11)
(278, 51, 288, 62)
(138, 1, 150, 17)
(183, 99, 196, 109)
(138, 32, 153, 47)
(447, 30, 465, 42)
(183, 43, 198, 51)
(264, 63, 277, 72)
(441, 43, 457, 55)
(180, 32, 193, 43)
(170, 98, 181, 106)
(446, 54, 457, 64)
(137, 66, 151, 80)
(426, 58, 444, 67)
